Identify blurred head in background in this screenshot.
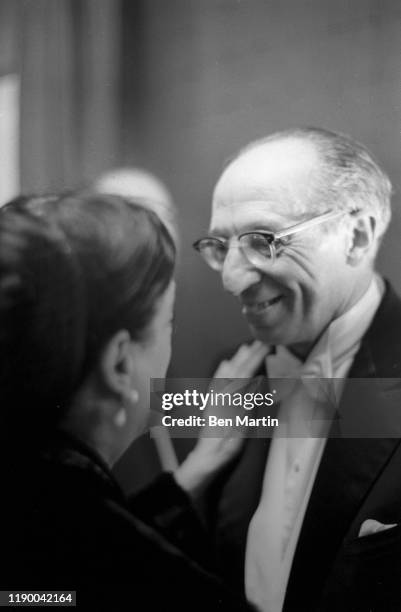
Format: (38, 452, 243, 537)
(0, 193, 176, 465)
(93, 167, 178, 245)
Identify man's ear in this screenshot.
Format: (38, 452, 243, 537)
(99, 329, 135, 397)
(347, 214, 376, 266)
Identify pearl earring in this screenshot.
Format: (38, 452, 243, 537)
(115, 409, 127, 427)
(130, 389, 139, 403)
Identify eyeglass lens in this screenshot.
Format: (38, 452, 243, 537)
(241, 233, 274, 265)
(197, 234, 275, 270)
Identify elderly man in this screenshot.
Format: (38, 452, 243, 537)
(194, 128, 401, 611)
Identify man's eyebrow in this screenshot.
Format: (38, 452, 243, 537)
(209, 221, 281, 235)
(239, 222, 280, 233)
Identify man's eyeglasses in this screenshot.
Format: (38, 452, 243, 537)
(193, 209, 349, 271)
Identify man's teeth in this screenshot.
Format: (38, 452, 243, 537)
(243, 296, 281, 314)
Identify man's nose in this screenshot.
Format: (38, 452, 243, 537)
(221, 248, 262, 296)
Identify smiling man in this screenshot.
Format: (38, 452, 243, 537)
(194, 128, 401, 611)
(200, 129, 388, 355)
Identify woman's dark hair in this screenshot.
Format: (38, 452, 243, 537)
(0, 192, 175, 441)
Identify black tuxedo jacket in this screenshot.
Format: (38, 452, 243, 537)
(212, 281, 401, 612)
(0, 432, 251, 612)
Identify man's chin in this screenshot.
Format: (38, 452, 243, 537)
(249, 321, 302, 349)
(249, 325, 287, 346)
(249, 323, 319, 360)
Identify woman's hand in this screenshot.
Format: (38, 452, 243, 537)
(212, 339, 269, 379)
(174, 340, 269, 497)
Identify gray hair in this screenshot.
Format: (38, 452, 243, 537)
(238, 127, 392, 240)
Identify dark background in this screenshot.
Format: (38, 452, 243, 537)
(1, 0, 401, 489)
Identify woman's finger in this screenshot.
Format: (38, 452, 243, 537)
(214, 341, 268, 378)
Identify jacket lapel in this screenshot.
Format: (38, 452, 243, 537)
(213, 375, 273, 590)
(284, 281, 401, 611)
(214, 437, 271, 591)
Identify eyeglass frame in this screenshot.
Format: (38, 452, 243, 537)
(193, 209, 354, 270)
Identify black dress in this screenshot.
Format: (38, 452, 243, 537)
(0, 432, 251, 611)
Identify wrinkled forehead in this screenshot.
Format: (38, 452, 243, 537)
(209, 200, 294, 235)
(210, 138, 320, 234)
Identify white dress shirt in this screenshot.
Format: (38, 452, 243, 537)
(245, 275, 384, 612)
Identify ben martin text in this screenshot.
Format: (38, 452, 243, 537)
(161, 415, 279, 427)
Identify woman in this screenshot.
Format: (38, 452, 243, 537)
(0, 193, 264, 611)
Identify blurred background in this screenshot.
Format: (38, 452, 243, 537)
(1, 0, 400, 489)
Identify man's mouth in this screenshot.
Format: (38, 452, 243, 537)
(241, 294, 283, 315)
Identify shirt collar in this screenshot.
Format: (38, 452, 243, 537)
(267, 274, 384, 379)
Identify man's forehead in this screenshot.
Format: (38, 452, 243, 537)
(212, 138, 319, 207)
(210, 138, 320, 233)
(209, 200, 295, 234)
